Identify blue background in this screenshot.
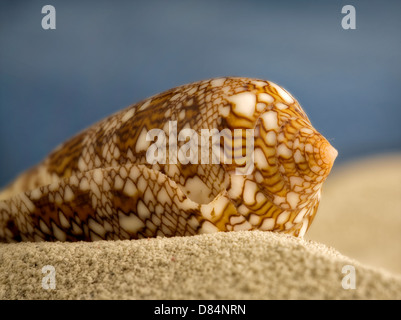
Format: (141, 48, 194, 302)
(1, 0, 400, 188)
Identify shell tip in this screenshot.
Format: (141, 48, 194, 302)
(323, 143, 338, 165)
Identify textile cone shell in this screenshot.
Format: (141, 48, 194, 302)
(0, 77, 337, 242)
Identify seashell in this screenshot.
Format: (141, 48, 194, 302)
(0, 77, 337, 242)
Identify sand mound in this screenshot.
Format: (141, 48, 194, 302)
(1, 230, 400, 300)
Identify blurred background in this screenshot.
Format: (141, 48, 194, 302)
(0, 1, 400, 272)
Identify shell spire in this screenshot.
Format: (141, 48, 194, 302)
(301, 129, 337, 182)
(321, 139, 338, 167)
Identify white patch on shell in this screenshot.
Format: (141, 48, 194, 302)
(294, 207, 308, 224)
(273, 195, 286, 206)
(89, 180, 101, 199)
(298, 218, 309, 237)
(136, 128, 151, 153)
(79, 177, 90, 191)
(200, 202, 213, 220)
(290, 176, 304, 188)
(77, 157, 87, 172)
(183, 176, 210, 204)
(54, 193, 63, 205)
(275, 102, 288, 110)
(210, 78, 226, 87)
(40, 220, 51, 234)
(252, 80, 268, 88)
(121, 108, 136, 123)
(178, 109, 186, 120)
(123, 179, 137, 197)
(256, 102, 266, 112)
(277, 211, 290, 224)
(114, 175, 124, 190)
(136, 176, 147, 192)
(265, 131, 277, 146)
(113, 147, 120, 159)
(294, 150, 305, 163)
(20, 193, 35, 212)
(300, 127, 314, 135)
(237, 204, 249, 215)
(213, 195, 229, 219)
(287, 191, 300, 209)
(200, 220, 219, 234)
(187, 87, 197, 95)
(138, 99, 151, 111)
(254, 171, 264, 183)
(157, 188, 170, 205)
(228, 175, 245, 200)
(249, 214, 261, 226)
(48, 181, 59, 192)
(102, 179, 110, 191)
(230, 215, 245, 225)
(228, 92, 257, 119)
(129, 166, 141, 181)
(119, 167, 127, 179)
(59, 211, 70, 228)
(243, 180, 257, 205)
(254, 148, 269, 170)
(30, 188, 42, 200)
(119, 212, 145, 234)
(277, 144, 292, 159)
(189, 216, 200, 230)
(88, 218, 105, 237)
(260, 218, 275, 231)
(170, 93, 182, 101)
(69, 175, 79, 187)
(52, 222, 67, 241)
(71, 221, 82, 235)
(285, 221, 293, 230)
(218, 105, 230, 117)
(233, 220, 252, 231)
(268, 82, 294, 104)
(64, 185, 74, 202)
(181, 198, 198, 211)
(261, 111, 279, 130)
(137, 200, 151, 220)
(258, 93, 274, 104)
(256, 192, 265, 204)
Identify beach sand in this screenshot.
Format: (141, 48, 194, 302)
(1, 230, 400, 299)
